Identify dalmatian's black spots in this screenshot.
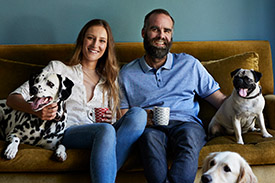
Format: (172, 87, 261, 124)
(30, 130, 35, 135)
(0, 72, 73, 160)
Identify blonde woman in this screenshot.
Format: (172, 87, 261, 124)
(7, 19, 147, 183)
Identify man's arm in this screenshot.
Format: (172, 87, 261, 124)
(121, 108, 153, 126)
(205, 90, 227, 109)
(121, 109, 129, 116)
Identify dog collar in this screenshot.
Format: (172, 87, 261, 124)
(241, 86, 262, 99)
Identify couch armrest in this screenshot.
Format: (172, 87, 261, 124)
(264, 94, 275, 129)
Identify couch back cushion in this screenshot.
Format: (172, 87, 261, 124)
(0, 58, 45, 98)
(0, 40, 273, 99)
(201, 51, 259, 96)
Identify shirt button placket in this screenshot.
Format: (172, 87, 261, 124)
(156, 71, 162, 87)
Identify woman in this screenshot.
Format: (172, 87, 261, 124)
(6, 19, 147, 183)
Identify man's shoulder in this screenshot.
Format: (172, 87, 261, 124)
(120, 58, 141, 73)
(172, 52, 200, 67)
(173, 52, 197, 61)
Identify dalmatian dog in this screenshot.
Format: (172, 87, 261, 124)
(0, 70, 74, 161)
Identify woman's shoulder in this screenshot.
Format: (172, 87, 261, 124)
(46, 60, 78, 71)
(47, 60, 68, 68)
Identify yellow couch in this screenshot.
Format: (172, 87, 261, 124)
(0, 40, 274, 183)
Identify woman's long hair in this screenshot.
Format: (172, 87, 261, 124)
(69, 19, 120, 115)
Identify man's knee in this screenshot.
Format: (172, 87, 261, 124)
(139, 128, 167, 146)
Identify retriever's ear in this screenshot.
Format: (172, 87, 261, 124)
(237, 161, 258, 183)
(202, 152, 217, 173)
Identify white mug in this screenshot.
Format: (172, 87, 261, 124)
(153, 106, 170, 126)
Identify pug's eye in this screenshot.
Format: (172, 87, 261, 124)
(47, 81, 54, 88)
(244, 76, 253, 83)
(210, 160, 215, 167)
(224, 165, 231, 172)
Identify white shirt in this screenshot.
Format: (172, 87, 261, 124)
(11, 60, 115, 128)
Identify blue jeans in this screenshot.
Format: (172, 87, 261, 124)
(138, 120, 207, 183)
(62, 107, 147, 183)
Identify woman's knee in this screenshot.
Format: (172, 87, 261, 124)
(96, 123, 116, 140)
(126, 107, 147, 128)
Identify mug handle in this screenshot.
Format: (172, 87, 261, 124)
(88, 108, 95, 122)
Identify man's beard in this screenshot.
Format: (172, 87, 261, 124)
(143, 34, 172, 59)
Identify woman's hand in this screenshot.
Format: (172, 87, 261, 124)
(36, 103, 58, 120)
(100, 110, 113, 124)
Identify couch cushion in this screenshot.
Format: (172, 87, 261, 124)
(0, 140, 90, 172)
(0, 58, 45, 99)
(201, 52, 259, 96)
(198, 128, 275, 168)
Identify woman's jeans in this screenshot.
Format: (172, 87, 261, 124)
(62, 107, 147, 183)
(138, 120, 207, 183)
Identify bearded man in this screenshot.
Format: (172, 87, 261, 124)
(119, 9, 226, 183)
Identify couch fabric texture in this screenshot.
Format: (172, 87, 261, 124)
(0, 40, 274, 183)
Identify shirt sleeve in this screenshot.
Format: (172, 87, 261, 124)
(118, 69, 130, 109)
(195, 60, 220, 98)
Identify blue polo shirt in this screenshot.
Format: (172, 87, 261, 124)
(119, 52, 220, 125)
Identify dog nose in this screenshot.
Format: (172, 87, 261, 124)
(201, 174, 212, 183)
(30, 86, 38, 95)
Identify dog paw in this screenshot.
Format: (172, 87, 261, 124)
(55, 151, 67, 162)
(4, 143, 19, 160)
(237, 141, 244, 145)
(55, 144, 67, 162)
(263, 133, 273, 138)
(251, 127, 261, 132)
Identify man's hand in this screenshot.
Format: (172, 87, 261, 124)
(145, 109, 154, 126)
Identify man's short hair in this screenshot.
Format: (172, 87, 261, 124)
(143, 9, 175, 29)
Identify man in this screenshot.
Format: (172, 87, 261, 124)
(119, 9, 226, 183)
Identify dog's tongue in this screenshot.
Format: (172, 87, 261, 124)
(30, 98, 48, 110)
(239, 88, 248, 97)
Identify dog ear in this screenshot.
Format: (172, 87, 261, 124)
(230, 68, 241, 78)
(237, 161, 258, 183)
(29, 70, 43, 87)
(29, 70, 43, 94)
(251, 70, 262, 83)
(57, 74, 74, 101)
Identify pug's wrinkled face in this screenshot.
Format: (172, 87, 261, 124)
(231, 69, 262, 98)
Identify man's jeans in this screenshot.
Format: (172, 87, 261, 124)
(62, 107, 147, 183)
(139, 120, 207, 183)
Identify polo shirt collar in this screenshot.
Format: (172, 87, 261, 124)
(140, 52, 173, 73)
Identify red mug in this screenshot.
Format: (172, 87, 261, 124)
(92, 108, 109, 123)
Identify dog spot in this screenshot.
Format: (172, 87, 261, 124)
(22, 136, 28, 141)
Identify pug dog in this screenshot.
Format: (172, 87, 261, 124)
(208, 68, 273, 144)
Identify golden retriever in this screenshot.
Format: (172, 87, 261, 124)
(201, 151, 257, 183)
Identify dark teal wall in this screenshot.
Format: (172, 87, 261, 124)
(1, 0, 274, 90)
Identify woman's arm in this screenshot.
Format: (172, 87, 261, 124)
(6, 93, 58, 120)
